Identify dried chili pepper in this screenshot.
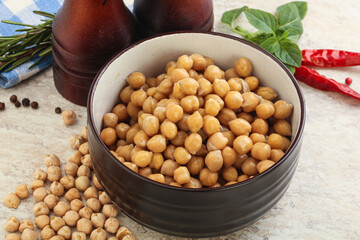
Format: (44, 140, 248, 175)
(302, 49, 360, 67)
(294, 65, 360, 100)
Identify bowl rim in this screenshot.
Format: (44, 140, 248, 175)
(87, 31, 306, 192)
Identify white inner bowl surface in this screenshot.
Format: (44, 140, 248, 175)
(91, 32, 302, 143)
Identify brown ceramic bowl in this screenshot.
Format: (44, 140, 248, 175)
(87, 32, 305, 238)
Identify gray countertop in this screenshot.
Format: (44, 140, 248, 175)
(1, 0, 360, 239)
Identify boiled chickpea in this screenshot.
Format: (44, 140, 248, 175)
(237, 174, 249, 183)
(256, 102, 275, 119)
(130, 89, 147, 107)
(222, 166, 238, 182)
(179, 78, 199, 95)
(171, 68, 189, 83)
(268, 133, 285, 149)
(185, 156, 204, 175)
(249, 133, 266, 144)
(63, 210, 80, 227)
(244, 76, 259, 91)
(77, 218, 92, 235)
(273, 120, 292, 136)
(213, 79, 230, 98)
(233, 135, 253, 155)
(224, 91, 243, 110)
(237, 112, 254, 124)
(160, 119, 178, 140)
(123, 162, 138, 173)
(5, 216, 20, 232)
(148, 173, 165, 183)
(199, 168, 218, 187)
(184, 133, 202, 155)
(177, 113, 190, 131)
(227, 78, 242, 91)
(205, 150, 223, 172)
(112, 104, 128, 122)
(173, 166, 191, 184)
(132, 150, 152, 168)
(228, 118, 251, 136)
(270, 149, 285, 162)
(115, 123, 130, 140)
(256, 87, 277, 101)
(163, 145, 176, 160)
(116, 144, 134, 162)
(126, 72, 145, 89)
(177, 55, 193, 71)
(147, 134, 166, 153)
(217, 108, 237, 126)
(174, 147, 192, 165)
(241, 157, 258, 176)
(197, 78, 213, 96)
(207, 132, 228, 151)
(283, 137, 291, 151)
(91, 213, 105, 228)
(53, 201, 70, 217)
(203, 115, 220, 135)
(86, 198, 101, 213)
(70, 199, 84, 212)
(257, 160, 275, 173)
(204, 65, 223, 83)
(221, 146, 237, 167)
(225, 68, 239, 80)
(205, 94, 224, 109)
(160, 160, 179, 177)
(166, 102, 183, 123)
(251, 118, 269, 135)
(50, 181, 64, 197)
(103, 113, 118, 128)
(133, 130, 149, 148)
(180, 95, 199, 113)
(251, 142, 271, 160)
(186, 111, 203, 133)
(100, 128, 117, 146)
(34, 169, 47, 181)
(234, 57, 252, 77)
(234, 154, 248, 170)
(203, 98, 221, 117)
(190, 54, 207, 71)
(241, 92, 259, 112)
(222, 131, 235, 147)
(79, 207, 93, 219)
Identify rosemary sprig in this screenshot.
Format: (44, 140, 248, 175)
(0, 10, 54, 72)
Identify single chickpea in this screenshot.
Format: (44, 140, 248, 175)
(162, 145, 175, 160)
(68, 151, 82, 165)
(40, 225, 55, 240)
(242, 92, 260, 112)
(69, 135, 83, 150)
(50, 181, 64, 197)
(203, 115, 220, 135)
(270, 149, 285, 162)
(103, 113, 119, 128)
(251, 142, 271, 160)
(147, 77, 157, 87)
(166, 60, 176, 71)
(180, 95, 199, 113)
(127, 102, 141, 120)
(256, 87, 277, 101)
(65, 162, 78, 177)
(225, 68, 239, 80)
(237, 174, 249, 182)
(14, 184, 28, 199)
(18, 219, 34, 233)
(251, 118, 269, 135)
(91, 213, 106, 228)
(77, 218, 93, 235)
(34, 169, 48, 181)
(142, 96, 158, 114)
(156, 73, 167, 85)
(224, 91, 243, 110)
(244, 76, 259, 91)
(228, 118, 251, 136)
(184, 133, 202, 155)
(80, 155, 92, 169)
(43, 194, 59, 210)
(204, 65, 223, 83)
(166, 102, 183, 123)
(75, 176, 90, 192)
(33, 187, 49, 202)
(174, 147, 192, 165)
(78, 142, 89, 155)
(197, 78, 213, 96)
(171, 68, 189, 83)
(130, 89, 148, 107)
(227, 78, 242, 91)
(283, 137, 291, 151)
(186, 156, 204, 175)
(160, 120, 178, 140)
(93, 175, 103, 191)
(157, 78, 173, 95)
(53, 201, 70, 217)
(81, 126, 88, 141)
(213, 79, 230, 98)
(222, 146, 237, 167)
(30, 180, 44, 191)
(182, 177, 202, 188)
(205, 98, 221, 116)
(4, 216, 20, 232)
(153, 106, 166, 123)
(268, 133, 285, 149)
(47, 166, 62, 182)
(77, 165, 91, 178)
(115, 123, 130, 140)
(177, 55, 193, 71)
(234, 57, 252, 77)
(207, 132, 228, 151)
(33, 202, 50, 217)
(60, 176, 75, 190)
(71, 232, 86, 240)
(179, 78, 199, 95)
(222, 131, 235, 147)
(173, 166, 191, 185)
(146, 134, 166, 153)
(86, 198, 101, 213)
(104, 217, 120, 234)
(21, 229, 38, 240)
(273, 120, 292, 136)
(116, 144, 134, 162)
(63, 210, 80, 227)
(5, 233, 20, 240)
(35, 215, 50, 229)
(249, 133, 265, 144)
(233, 135, 253, 155)
(257, 160, 275, 173)
(79, 207, 93, 219)
(147, 174, 165, 184)
(65, 188, 81, 202)
(57, 226, 71, 240)
(199, 168, 218, 187)
(45, 154, 60, 167)
(126, 72, 146, 89)
(90, 228, 106, 240)
(139, 167, 152, 177)
(237, 112, 254, 123)
(205, 150, 223, 172)
(70, 199, 84, 212)
(141, 115, 160, 136)
(98, 191, 111, 205)
(186, 111, 203, 133)
(62, 110, 77, 125)
(241, 157, 258, 176)
(205, 94, 224, 108)
(190, 53, 207, 71)
(50, 216, 65, 232)
(133, 150, 153, 168)
(172, 82, 186, 99)
(256, 102, 275, 119)
(222, 166, 238, 182)
(84, 187, 98, 200)
(217, 108, 237, 126)
(116, 227, 133, 239)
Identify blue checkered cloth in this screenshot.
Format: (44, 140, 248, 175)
(0, 0, 63, 89)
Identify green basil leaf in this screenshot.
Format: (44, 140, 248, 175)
(246, 32, 272, 45)
(221, 7, 248, 27)
(245, 8, 278, 34)
(274, 40, 302, 67)
(277, 3, 303, 34)
(277, 1, 308, 20)
(260, 37, 280, 54)
(279, 29, 301, 42)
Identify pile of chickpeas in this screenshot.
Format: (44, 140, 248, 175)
(100, 54, 293, 188)
(3, 126, 135, 240)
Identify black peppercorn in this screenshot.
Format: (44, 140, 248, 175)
(55, 107, 62, 114)
(15, 101, 21, 108)
(31, 101, 39, 109)
(22, 98, 30, 107)
(10, 95, 17, 103)
(0, 102, 5, 110)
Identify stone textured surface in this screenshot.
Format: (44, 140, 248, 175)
(1, 0, 360, 239)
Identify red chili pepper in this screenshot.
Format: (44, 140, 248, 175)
(345, 78, 353, 85)
(302, 49, 360, 67)
(294, 65, 360, 100)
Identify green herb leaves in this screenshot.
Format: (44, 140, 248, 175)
(222, 1, 307, 74)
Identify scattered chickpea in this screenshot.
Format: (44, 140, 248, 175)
(79, 207, 93, 219)
(77, 165, 91, 178)
(75, 176, 91, 192)
(53, 201, 71, 217)
(19, 219, 34, 233)
(34, 169, 48, 181)
(60, 176, 75, 190)
(116, 226, 133, 240)
(50, 216, 65, 232)
(77, 218, 93, 235)
(33, 202, 50, 216)
(4, 216, 20, 232)
(102, 204, 118, 218)
(41, 225, 55, 240)
(30, 180, 44, 191)
(21, 229, 38, 240)
(45, 154, 61, 167)
(70, 199, 84, 212)
(47, 166, 62, 182)
(57, 226, 71, 240)
(104, 217, 120, 234)
(78, 142, 89, 155)
(92, 174, 103, 190)
(81, 126, 88, 141)
(86, 198, 101, 213)
(62, 110, 77, 125)
(84, 186, 98, 200)
(71, 232, 86, 240)
(35, 215, 50, 229)
(33, 187, 49, 202)
(50, 181, 65, 197)
(5, 233, 20, 240)
(63, 210, 80, 227)
(69, 135, 83, 150)
(81, 154, 92, 169)
(4, 193, 20, 209)
(49, 236, 65, 240)
(90, 228, 106, 240)
(65, 188, 81, 202)
(98, 191, 111, 205)
(68, 151, 82, 165)
(65, 162, 78, 177)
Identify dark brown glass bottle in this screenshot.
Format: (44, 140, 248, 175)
(52, 0, 136, 106)
(133, 0, 214, 37)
